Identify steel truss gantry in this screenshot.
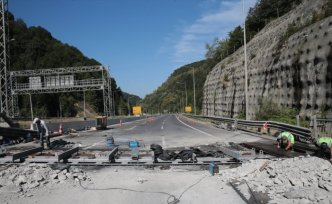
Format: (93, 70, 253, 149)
(0, 0, 10, 116)
(10, 65, 113, 116)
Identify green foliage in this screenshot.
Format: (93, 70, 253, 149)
(205, 0, 303, 62)
(255, 97, 299, 125)
(223, 74, 229, 82)
(323, 0, 332, 17)
(205, 26, 243, 63)
(280, 1, 332, 46)
(141, 59, 217, 114)
(318, 105, 328, 119)
(8, 13, 128, 117)
(237, 110, 246, 119)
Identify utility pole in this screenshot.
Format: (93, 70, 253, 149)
(127, 96, 133, 116)
(176, 81, 187, 106)
(83, 91, 86, 119)
(193, 67, 196, 115)
(184, 83, 187, 106)
(112, 91, 115, 116)
(243, 0, 249, 120)
(181, 91, 184, 113)
(29, 94, 33, 121)
(127, 97, 130, 116)
(59, 99, 62, 120)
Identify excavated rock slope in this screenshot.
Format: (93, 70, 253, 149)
(203, 0, 332, 119)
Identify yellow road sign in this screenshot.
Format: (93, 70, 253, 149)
(132, 106, 142, 115)
(185, 106, 192, 113)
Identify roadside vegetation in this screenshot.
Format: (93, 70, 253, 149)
(254, 98, 309, 127)
(8, 12, 138, 118)
(142, 0, 304, 115)
(205, 0, 302, 64)
(141, 59, 216, 114)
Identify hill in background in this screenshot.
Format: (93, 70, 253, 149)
(8, 12, 137, 118)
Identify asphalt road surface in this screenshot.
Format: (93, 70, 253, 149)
(64, 114, 263, 150)
(1, 114, 272, 204)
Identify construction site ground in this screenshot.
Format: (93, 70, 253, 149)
(0, 114, 331, 204)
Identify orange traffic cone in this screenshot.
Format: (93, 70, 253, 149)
(59, 124, 63, 135)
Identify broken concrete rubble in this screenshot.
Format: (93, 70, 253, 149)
(218, 156, 332, 203)
(0, 164, 90, 197)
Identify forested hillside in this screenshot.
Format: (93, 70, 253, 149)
(141, 59, 216, 114)
(8, 12, 135, 117)
(205, 0, 303, 63)
(141, 0, 306, 115)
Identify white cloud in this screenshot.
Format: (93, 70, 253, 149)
(173, 0, 256, 65)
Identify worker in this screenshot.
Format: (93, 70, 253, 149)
(31, 118, 50, 148)
(315, 137, 332, 160)
(277, 131, 295, 151)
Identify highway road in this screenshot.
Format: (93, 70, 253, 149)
(64, 114, 263, 150)
(1, 114, 273, 204)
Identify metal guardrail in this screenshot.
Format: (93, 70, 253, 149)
(186, 114, 313, 142)
(316, 118, 332, 137)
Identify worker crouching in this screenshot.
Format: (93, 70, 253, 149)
(277, 131, 294, 151)
(315, 137, 332, 161)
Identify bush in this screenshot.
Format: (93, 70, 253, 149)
(255, 97, 298, 125)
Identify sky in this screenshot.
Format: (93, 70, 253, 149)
(10, 0, 256, 98)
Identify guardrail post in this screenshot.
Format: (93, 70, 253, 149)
(311, 115, 318, 140)
(233, 119, 238, 130)
(296, 115, 300, 126)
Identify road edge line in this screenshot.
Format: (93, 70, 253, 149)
(176, 115, 220, 139)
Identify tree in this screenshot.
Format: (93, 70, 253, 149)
(8, 12, 127, 117)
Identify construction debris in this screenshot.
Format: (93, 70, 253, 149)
(50, 139, 74, 148)
(0, 164, 90, 198)
(218, 156, 332, 203)
(150, 144, 224, 162)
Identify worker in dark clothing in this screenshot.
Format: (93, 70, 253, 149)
(277, 131, 295, 151)
(150, 144, 163, 163)
(315, 137, 332, 161)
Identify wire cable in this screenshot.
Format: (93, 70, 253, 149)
(78, 174, 207, 204)
(177, 175, 207, 201)
(79, 179, 178, 203)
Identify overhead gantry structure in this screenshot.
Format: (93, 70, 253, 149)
(10, 65, 113, 117)
(0, 0, 112, 117)
(0, 0, 10, 116)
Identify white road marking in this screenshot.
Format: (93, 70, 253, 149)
(162, 136, 166, 146)
(161, 116, 168, 130)
(83, 140, 105, 150)
(176, 115, 220, 139)
(127, 126, 137, 130)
